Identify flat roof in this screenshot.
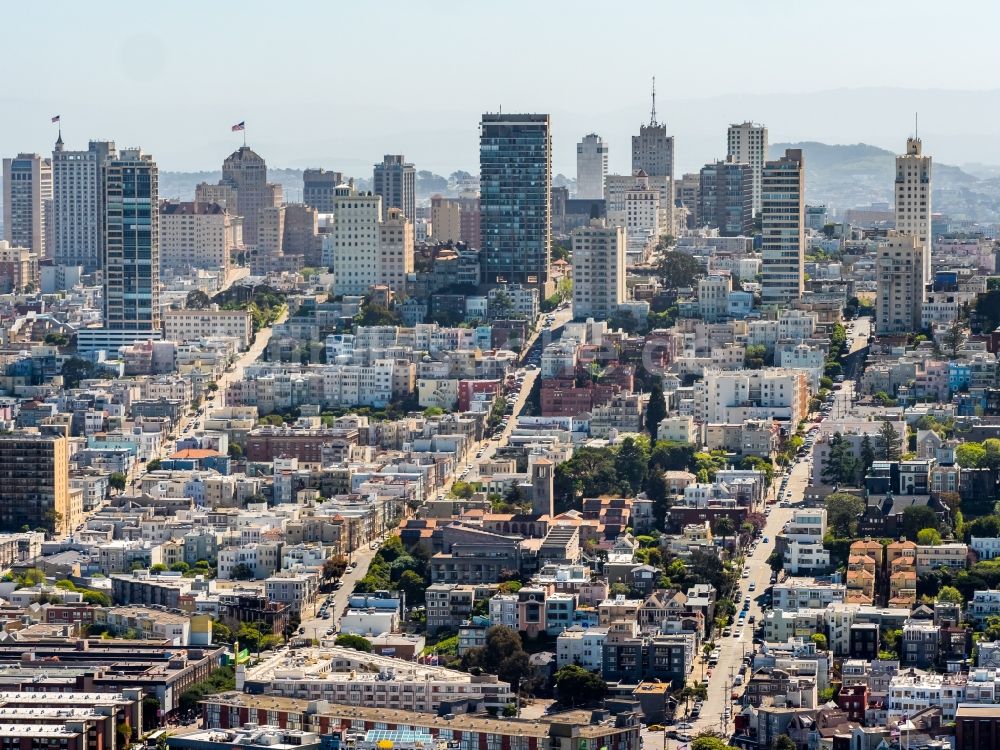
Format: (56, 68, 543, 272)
(204, 693, 634, 739)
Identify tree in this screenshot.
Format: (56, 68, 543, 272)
(691, 734, 730, 750)
(398, 570, 426, 605)
(450, 480, 476, 499)
(186, 290, 212, 309)
(714, 516, 737, 540)
(645, 470, 670, 528)
(825, 492, 865, 538)
(956, 442, 987, 468)
(230, 563, 255, 580)
(646, 384, 667, 440)
(228, 443, 244, 459)
(658, 251, 702, 291)
(811, 633, 828, 651)
(44, 331, 69, 347)
(461, 626, 531, 688)
(937, 585, 963, 604)
(822, 433, 857, 486)
(942, 319, 965, 358)
(901, 506, 939, 542)
(876, 421, 903, 461)
(772, 737, 797, 750)
(212, 620, 233, 643)
(108, 472, 127, 493)
(917, 528, 942, 546)
(614, 437, 648, 495)
(83, 590, 111, 607)
(744, 344, 767, 369)
(146, 458, 162, 472)
(335, 634, 373, 652)
(554, 665, 607, 705)
(858, 434, 876, 481)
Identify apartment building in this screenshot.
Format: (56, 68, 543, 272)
(160, 201, 241, 274)
(163, 308, 252, 349)
(571, 219, 626, 320)
(760, 149, 805, 306)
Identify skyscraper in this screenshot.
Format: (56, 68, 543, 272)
(104, 148, 159, 331)
(727, 122, 768, 215)
(571, 219, 626, 321)
(480, 113, 552, 291)
(631, 81, 673, 179)
(2, 152, 52, 259)
(895, 137, 932, 289)
(221, 146, 282, 246)
(699, 158, 753, 236)
(576, 134, 608, 200)
(373, 155, 415, 221)
(378, 207, 414, 292)
(876, 232, 925, 335)
(52, 138, 116, 272)
(302, 168, 344, 213)
(761, 149, 805, 306)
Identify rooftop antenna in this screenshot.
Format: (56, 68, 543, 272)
(650, 76, 658, 126)
(915, 111, 919, 139)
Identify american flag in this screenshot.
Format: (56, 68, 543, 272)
(51, 115, 60, 123)
(231, 121, 245, 132)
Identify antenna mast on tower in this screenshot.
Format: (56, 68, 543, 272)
(650, 76, 658, 126)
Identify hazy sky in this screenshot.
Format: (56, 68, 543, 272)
(5, 1, 1000, 176)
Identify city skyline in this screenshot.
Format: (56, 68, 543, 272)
(4, 2, 1000, 176)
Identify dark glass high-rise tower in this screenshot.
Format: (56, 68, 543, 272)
(479, 113, 551, 289)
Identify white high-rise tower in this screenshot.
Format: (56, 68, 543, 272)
(894, 135, 932, 289)
(576, 134, 608, 200)
(727, 122, 768, 216)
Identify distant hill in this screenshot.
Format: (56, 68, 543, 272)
(771, 141, 997, 221)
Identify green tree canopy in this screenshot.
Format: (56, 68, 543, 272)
(916, 528, 942, 546)
(876, 421, 903, 461)
(554, 665, 607, 705)
(646, 384, 667, 440)
(335, 634, 373, 652)
(901, 505, 939, 542)
(658, 251, 703, 290)
(822, 432, 858, 486)
(825, 492, 865, 538)
(937, 586, 964, 604)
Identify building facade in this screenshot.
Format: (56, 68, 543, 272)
(571, 219, 626, 321)
(52, 139, 116, 271)
(221, 146, 282, 246)
(2, 152, 52, 259)
(104, 149, 159, 332)
(576, 133, 608, 200)
(330, 184, 382, 296)
(480, 113, 552, 290)
(159, 202, 240, 274)
(761, 149, 805, 306)
(0, 433, 74, 535)
(373, 155, 416, 222)
(302, 168, 343, 213)
(727, 122, 768, 215)
(699, 159, 753, 236)
(876, 232, 925, 335)
(895, 137, 932, 289)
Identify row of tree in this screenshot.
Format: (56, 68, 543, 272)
(821, 422, 903, 487)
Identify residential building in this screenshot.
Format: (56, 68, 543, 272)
(557, 625, 608, 672)
(164, 307, 253, 348)
(0, 240, 38, 293)
(887, 670, 966, 721)
(576, 133, 608, 200)
(876, 232, 926, 335)
(378, 207, 414, 292)
(727, 122, 768, 214)
(373, 154, 416, 221)
(104, 148, 159, 332)
(571, 219, 625, 320)
(480, 113, 552, 291)
(761, 149, 805, 306)
(159, 201, 240, 275)
(969, 590, 1000, 625)
(330, 183, 382, 296)
(956, 704, 1000, 750)
(429, 196, 461, 244)
(221, 146, 282, 245)
(895, 137, 932, 288)
(2, 152, 52, 259)
(51, 139, 115, 271)
(694, 367, 810, 426)
(699, 159, 753, 236)
(302, 168, 343, 213)
(0, 432, 75, 535)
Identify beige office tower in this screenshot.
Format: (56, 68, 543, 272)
(894, 137, 932, 289)
(221, 146, 282, 245)
(571, 219, 626, 321)
(159, 201, 240, 275)
(378, 207, 414, 293)
(876, 232, 925, 335)
(430, 195, 461, 243)
(760, 149, 805, 307)
(195, 182, 238, 212)
(2, 153, 52, 259)
(727, 122, 768, 215)
(0, 432, 74, 535)
(255, 205, 285, 272)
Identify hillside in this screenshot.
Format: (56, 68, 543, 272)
(771, 142, 998, 221)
